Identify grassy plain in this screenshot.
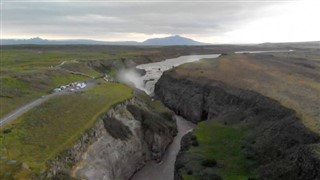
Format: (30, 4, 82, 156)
(0, 83, 133, 179)
(0, 47, 144, 118)
(0, 70, 90, 118)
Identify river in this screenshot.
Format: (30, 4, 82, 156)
(129, 54, 220, 180)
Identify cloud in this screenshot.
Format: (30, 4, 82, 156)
(2, 0, 319, 43)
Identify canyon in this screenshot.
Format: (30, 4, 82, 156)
(154, 53, 320, 179)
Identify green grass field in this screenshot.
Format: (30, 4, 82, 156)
(0, 50, 141, 74)
(0, 69, 91, 118)
(0, 48, 139, 119)
(181, 121, 256, 180)
(0, 83, 133, 179)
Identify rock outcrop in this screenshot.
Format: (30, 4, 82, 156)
(45, 97, 177, 180)
(155, 72, 320, 180)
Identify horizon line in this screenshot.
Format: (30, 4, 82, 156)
(1, 36, 320, 45)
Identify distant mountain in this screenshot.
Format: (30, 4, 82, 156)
(1, 37, 139, 46)
(1, 36, 209, 46)
(142, 35, 209, 46)
(259, 41, 320, 49)
(2, 37, 50, 45)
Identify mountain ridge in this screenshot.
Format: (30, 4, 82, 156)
(1, 35, 209, 46)
(142, 35, 209, 46)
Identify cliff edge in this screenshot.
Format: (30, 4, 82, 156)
(155, 53, 320, 179)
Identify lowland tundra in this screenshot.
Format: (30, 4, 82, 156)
(0, 43, 319, 179)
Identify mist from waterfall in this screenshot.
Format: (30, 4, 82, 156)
(118, 68, 145, 92)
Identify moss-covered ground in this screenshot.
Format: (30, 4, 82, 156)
(180, 120, 256, 180)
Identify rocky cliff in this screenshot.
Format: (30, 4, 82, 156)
(155, 72, 320, 180)
(45, 97, 176, 180)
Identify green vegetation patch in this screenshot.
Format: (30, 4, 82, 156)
(0, 70, 90, 118)
(133, 89, 173, 120)
(0, 83, 133, 179)
(60, 62, 101, 78)
(181, 121, 256, 180)
(51, 71, 90, 88)
(0, 48, 141, 119)
(1, 50, 142, 74)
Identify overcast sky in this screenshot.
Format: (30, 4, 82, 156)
(2, 0, 320, 43)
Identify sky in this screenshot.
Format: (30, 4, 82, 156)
(1, 0, 320, 44)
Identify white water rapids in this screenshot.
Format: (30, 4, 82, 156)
(122, 54, 220, 95)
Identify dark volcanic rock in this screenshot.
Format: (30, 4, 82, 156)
(127, 104, 177, 162)
(102, 116, 132, 140)
(174, 132, 193, 180)
(45, 98, 177, 180)
(155, 72, 320, 180)
(135, 68, 147, 76)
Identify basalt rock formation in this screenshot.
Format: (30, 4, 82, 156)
(155, 72, 320, 180)
(45, 97, 176, 180)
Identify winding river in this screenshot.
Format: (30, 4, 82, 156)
(130, 54, 220, 180)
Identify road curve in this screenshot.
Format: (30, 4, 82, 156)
(0, 80, 97, 127)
